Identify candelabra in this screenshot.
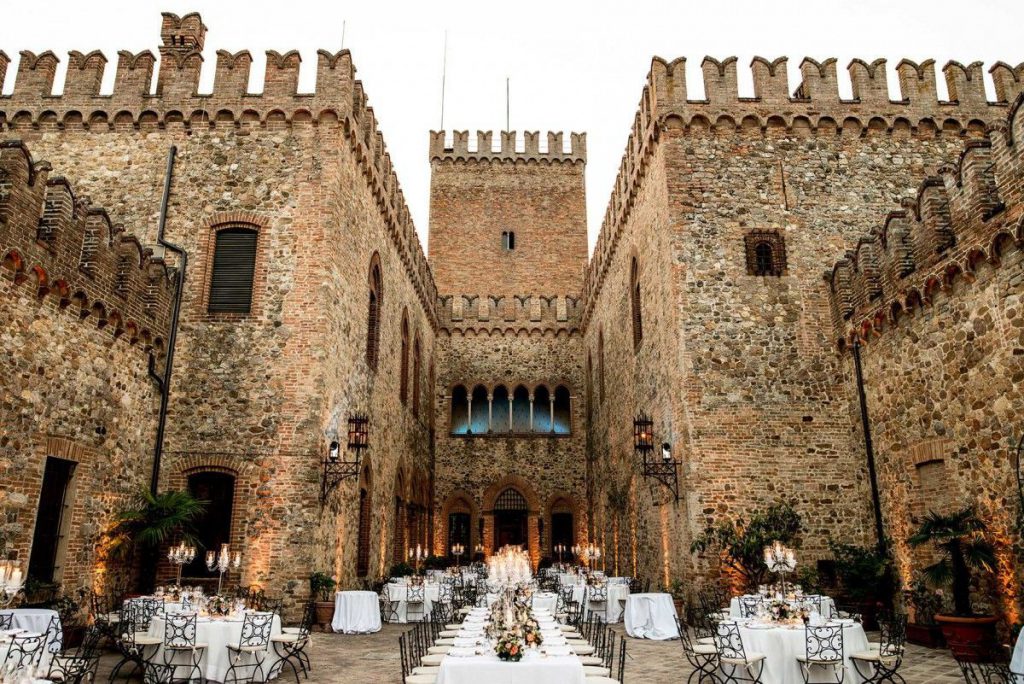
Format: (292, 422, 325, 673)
(451, 543, 464, 566)
(205, 543, 241, 594)
(167, 541, 196, 585)
(763, 541, 797, 596)
(407, 544, 426, 575)
(0, 561, 24, 608)
(554, 544, 567, 564)
(582, 544, 602, 567)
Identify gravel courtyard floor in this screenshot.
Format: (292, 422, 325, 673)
(95, 622, 965, 683)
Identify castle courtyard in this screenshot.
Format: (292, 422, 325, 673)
(1, 2, 1024, 683)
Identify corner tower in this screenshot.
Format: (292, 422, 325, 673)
(427, 130, 588, 295)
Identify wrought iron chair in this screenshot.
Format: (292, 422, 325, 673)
(955, 658, 1015, 684)
(405, 584, 426, 623)
(676, 616, 719, 684)
(586, 584, 609, 622)
(2, 631, 48, 672)
(161, 612, 206, 683)
(714, 621, 766, 683)
(796, 623, 845, 683)
(108, 603, 163, 682)
(585, 635, 626, 684)
(46, 623, 104, 684)
(379, 586, 401, 624)
(0, 613, 12, 630)
(224, 611, 274, 684)
(850, 613, 906, 684)
(271, 601, 315, 684)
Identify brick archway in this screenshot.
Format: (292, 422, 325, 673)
(480, 475, 542, 568)
(439, 490, 480, 558)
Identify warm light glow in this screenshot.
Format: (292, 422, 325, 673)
(660, 504, 671, 589)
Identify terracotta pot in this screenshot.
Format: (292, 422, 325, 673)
(906, 622, 945, 649)
(672, 597, 686, 617)
(935, 614, 999, 661)
(314, 600, 336, 632)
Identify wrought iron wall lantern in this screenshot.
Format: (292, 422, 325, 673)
(632, 413, 680, 503)
(320, 414, 369, 504)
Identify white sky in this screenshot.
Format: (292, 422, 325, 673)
(2, 0, 1022, 255)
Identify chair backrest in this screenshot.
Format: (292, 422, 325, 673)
(588, 585, 608, 602)
(738, 596, 761, 618)
(44, 614, 63, 654)
(880, 613, 908, 657)
(714, 621, 747, 660)
(164, 612, 197, 648)
(407, 584, 425, 602)
(398, 633, 409, 678)
(238, 611, 274, 649)
(4, 632, 47, 670)
(0, 612, 12, 630)
(804, 623, 844, 663)
(615, 635, 627, 682)
(676, 616, 696, 654)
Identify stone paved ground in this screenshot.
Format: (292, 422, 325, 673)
(95, 623, 964, 683)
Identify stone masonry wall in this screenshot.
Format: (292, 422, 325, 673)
(0, 141, 173, 593)
(829, 96, 1024, 623)
(0, 13, 436, 612)
(583, 55, 1018, 594)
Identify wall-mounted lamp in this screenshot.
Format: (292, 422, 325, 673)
(632, 413, 680, 504)
(320, 414, 369, 504)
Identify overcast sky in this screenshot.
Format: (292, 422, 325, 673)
(2, 0, 1022, 255)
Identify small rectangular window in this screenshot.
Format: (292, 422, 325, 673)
(501, 231, 516, 251)
(209, 228, 258, 313)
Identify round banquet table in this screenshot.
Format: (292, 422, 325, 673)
(385, 583, 439, 623)
(624, 593, 679, 640)
(570, 584, 630, 623)
(148, 613, 282, 683)
(0, 608, 62, 653)
(729, 595, 836, 619)
(1010, 629, 1024, 676)
(723, 620, 870, 684)
(436, 651, 586, 684)
(331, 591, 381, 634)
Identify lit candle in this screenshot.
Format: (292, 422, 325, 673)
(10, 568, 22, 588)
(233, 552, 241, 568)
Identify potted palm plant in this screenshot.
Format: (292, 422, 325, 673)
(309, 572, 337, 632)
(908, 506, 997, 661)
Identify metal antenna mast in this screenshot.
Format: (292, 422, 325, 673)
(506, 77, 510, 132)
(341, 20, 346, 49)
(440, 31, 448, 130)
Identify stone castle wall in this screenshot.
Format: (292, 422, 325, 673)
(0, 13, 436, 609)
(0, 141, 173, 592)
(827, 96, 1024, 623)
(582, 55, 1019, 592)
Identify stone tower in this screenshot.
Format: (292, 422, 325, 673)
(427, 130, 587, 295)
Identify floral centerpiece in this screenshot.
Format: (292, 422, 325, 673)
(495, 632, 524, 662)
(486, 585, 544, 660)
(205, 594, 233, 616)
(765, 598, 808, 625)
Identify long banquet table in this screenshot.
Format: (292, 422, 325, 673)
(147, 613, 283, 683)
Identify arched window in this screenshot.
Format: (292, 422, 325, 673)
(400, 311, 409, 405)
(469, 385, 489, 434)
(553, 385, 571, 434)
(366, 255, 382, 370)
(208, 226, 258, 313)
(511, 385, 531, 432)
(450, 385, 469, 434)
(533, 385, 552, 433)
(630, 257, 643, 349)
(492, 385, 511, 432)
(412, 335, 421, 418)
(745, 230, 787, 276)
(598, 327, 606, 404)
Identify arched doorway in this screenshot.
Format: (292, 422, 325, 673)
(493, 488, 528, 550)
(356, 463, 372, 578)
(550, 497, 575, 559)
(185, 471, 235, 579)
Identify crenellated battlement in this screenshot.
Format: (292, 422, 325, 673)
(826, 93, 1024, 347)
(429, 131, 586, 164)
(581, 54, 1022, 326)
(437, 293, 582, 336)
(0, 140, 175, 356)
(0, 12, 358, 126)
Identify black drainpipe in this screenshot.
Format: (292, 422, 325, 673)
(851, 337, 887, 556)
(148, 145, 187, 495)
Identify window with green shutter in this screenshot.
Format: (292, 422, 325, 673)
(208, 227, 258, 313)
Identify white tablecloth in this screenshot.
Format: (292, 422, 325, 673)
(386, 583, 439, 623)
(1010, 629, 1024, 674)
(437, 652, 586, 684)
(569, 584, 629, 623)
(725, 621, 869, 684)
(531, 592, 558, 614)
(624, 593, 678, 640)
(729, 595, 837, 619)
(148, 614, 282, 683)
(0, 608, 61, 652)
(331, 591, 381, 634)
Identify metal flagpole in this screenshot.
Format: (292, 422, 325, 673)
(506, 77, 510, 132)
(341, 20, 346, 50)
